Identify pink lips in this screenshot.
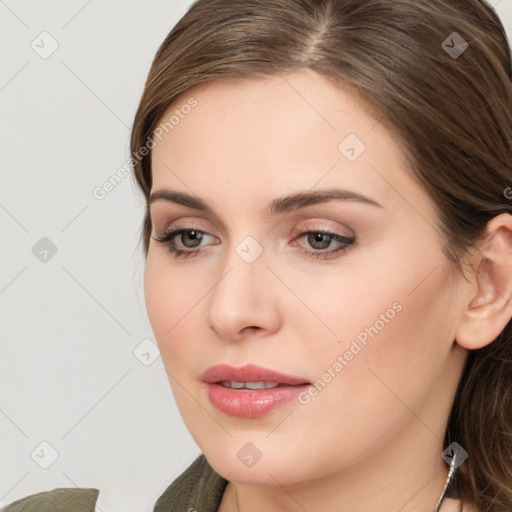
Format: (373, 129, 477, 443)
(202, 363, 311, 418)
(202, 363, 310, 385)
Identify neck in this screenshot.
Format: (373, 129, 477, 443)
(220, 422, 452, 512)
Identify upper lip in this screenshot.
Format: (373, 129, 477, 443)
(202, 363, 310, 385)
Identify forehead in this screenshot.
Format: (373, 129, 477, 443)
(149, 70, 423, 216)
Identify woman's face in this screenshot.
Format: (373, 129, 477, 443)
(144, 69, 468, 486)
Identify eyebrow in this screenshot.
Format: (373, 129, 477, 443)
(148, 187, 383, 215)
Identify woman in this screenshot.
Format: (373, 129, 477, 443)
(3, 0, 511, 511)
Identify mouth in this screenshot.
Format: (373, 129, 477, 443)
(202, 363, 311, 386)
(216, 380, 303, 390)
(202, 364, 312, 418)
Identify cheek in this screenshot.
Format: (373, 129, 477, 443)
(143, 254, 203, 365)
(326, 279, 454, 423)
(299, 243, 456, 411)
(277, 239, 442, 361)
(144, 256, 172, 340)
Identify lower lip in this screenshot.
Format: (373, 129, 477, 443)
(205, 383, 311, 418)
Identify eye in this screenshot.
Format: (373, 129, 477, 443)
(152, 227, 355, 260)
(152, 228, 214, 258)
(292, 230, 355, 259)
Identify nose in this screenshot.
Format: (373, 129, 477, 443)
(206, 242, 281, 341)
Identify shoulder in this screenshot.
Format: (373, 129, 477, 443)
(0, 488, 99, 512)
(0, 455, 227, 512)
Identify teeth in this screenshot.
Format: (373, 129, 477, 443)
(219, 381, 281, 390)
(245, 381, 279, 390)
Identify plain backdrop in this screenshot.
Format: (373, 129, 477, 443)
(1, 1, 511, 511)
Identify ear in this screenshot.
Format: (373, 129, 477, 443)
(455, 213, 512, 350)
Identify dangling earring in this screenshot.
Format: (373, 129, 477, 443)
(433, 450, 458, 512)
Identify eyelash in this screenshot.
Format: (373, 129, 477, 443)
(152, 227, 355, 260)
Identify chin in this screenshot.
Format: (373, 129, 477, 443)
(198, 437, 317, 486)
(207, 451, 299, 485)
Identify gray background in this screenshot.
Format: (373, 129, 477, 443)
(1, 1, 511, 511)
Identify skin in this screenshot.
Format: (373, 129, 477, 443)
(144, 69, 512, 512)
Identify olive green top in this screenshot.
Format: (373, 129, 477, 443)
(1, 454, 229, 512)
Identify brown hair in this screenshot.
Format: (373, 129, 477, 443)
(130, 1, 512, 510)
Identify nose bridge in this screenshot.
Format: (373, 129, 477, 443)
(206, 233, 277, 338)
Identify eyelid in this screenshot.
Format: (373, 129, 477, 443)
(155, 217, 354, 241)
(150, 207, 358, 234)
(153, 218, 210, 236)
(292, 218, 355, 238)
(150, 210, 231, 238)
(157, 218, 352, 239)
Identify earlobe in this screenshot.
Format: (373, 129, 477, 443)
(455, 213, 512, 350)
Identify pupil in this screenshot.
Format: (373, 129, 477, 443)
(309, 232, 330, 249)
(183, 230, 202, 247)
